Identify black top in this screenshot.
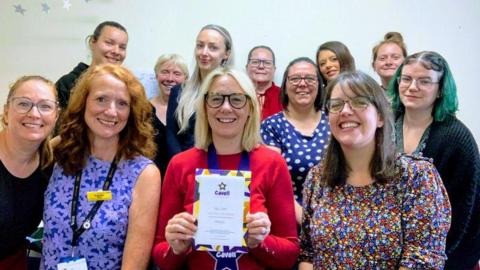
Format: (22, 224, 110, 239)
(151, 104, 168, 179)
(165, 85, 196, 161)
(398, 115, 480, 269)
(56, 62, 89, 109)
(0, 161, 49, 259)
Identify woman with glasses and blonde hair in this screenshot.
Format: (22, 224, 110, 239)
(300, 71, 451, 269)
(389, 51, 480, 269)
(0, 76, 59, 269)
(166, 24, 233, 160)
(153, 67, 299, 269)
(260, 57, 330, 225)
(42, 64, 161, 270)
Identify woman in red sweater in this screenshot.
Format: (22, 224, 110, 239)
(152, 67, 299, 270)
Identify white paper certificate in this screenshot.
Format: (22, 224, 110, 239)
(193, 169, 250, 252)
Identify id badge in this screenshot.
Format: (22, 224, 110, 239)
(57, 257, 88, 270)
(86, 190, 112, 201)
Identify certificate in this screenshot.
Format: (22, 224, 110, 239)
(193, 168, 251, 253)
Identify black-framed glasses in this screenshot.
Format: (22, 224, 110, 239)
(326, 96, 372, 114)
(248, 59, 274, 68)
(287, 75, 318, 86)
(397, 76, 439, 90)
(205, 93, 249, 109)
(9, 97, 58, 116)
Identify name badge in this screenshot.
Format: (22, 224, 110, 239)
(57, 257, 88, 270)
(86, 190, 112, 201)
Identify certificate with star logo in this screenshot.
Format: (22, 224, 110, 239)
(193, 168, 251, 253)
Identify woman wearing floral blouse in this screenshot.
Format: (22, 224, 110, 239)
(299, 71, 451, 269)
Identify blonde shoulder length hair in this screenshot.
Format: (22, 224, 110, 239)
(194, 67, 261, 152)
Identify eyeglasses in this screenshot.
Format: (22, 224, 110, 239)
(248, 59, 274, 68)
(288, 75, 318, 86)
(398, 76, 439, 90)
(205, 93, 249, 109)
(9, 97, 58, 116)
(326, 96, 372, 114)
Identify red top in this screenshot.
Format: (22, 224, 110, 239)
(152, 146, 299, 270)
(259, 83, 283, 120)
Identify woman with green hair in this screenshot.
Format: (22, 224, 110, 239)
(389, 51, 480, 269)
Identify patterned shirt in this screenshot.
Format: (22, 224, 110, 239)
(300, 154, 451, 269)
(260, 111, 330, 202)
(42, 155, 152, 270)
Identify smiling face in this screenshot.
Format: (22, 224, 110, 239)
(286, 61, 319, 110)
(318, 49, 340, 82)
(399, 62, 440, 115)
(195, 29, 230, 76)
(4, 79, 58, 143)
(156, 60, 187, 98)
(373, 43, 404, 84)
(84, 73, 130, 144)
(328, 84, 383, 152)
(206, 75, 250, 146)
(246, 48, 275, 85)
(90, 26, 128, 66)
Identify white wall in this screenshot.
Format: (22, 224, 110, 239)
(1, 0, 479, 142)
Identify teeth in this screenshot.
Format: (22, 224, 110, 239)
(218, 118, 235, 123)
(341, 122, 359, 128)
(98, 119, 116, 126)
(23, 123, 42, 128)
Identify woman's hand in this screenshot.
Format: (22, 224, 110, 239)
(246, 212, 271, 249)
(165, 212, 197, 255)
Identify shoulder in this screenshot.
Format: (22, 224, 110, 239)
(57, 62, 89, 82)
(428, 116, 479, 155)
(431, 116, 476, 143)
(261, 112, 284, 125)
(270, 83, 282, 92)
(397, 153, 435, 173)
(250, 145, 284, 161)
(169, 148, 205, 167)
(395, 153, 441, 188)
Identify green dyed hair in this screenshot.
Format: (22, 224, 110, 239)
(387, 51, 458, 121)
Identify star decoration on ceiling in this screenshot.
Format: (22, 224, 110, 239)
(84, 0, 92, 2)
(13, 4, 26, 15)
(41, 3, 50, 13)
(63, 0, 72, 10)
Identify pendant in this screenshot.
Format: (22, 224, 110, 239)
(82, 220, 91, 230)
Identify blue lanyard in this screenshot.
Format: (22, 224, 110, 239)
(207, 144, 250, 171)
(206, 144, 250, 270)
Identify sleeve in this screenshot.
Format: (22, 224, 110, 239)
(151, 158, 189, 269)
(260, 116, 282, 148)
(249, 153, 299, 268)
(298, 167, 317, 263)
(441, 128, 480, 269)
(166, 85, 183, 160)
(399, 157, 451, 270)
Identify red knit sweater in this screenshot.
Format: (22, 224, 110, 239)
(152, 146, 299, 269)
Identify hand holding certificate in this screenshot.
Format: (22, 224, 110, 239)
(193, 169, 251, 253)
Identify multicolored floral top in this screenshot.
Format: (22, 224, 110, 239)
(299, 154, 451, 269)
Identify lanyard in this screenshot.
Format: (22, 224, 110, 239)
(206, 144, 249, 270)
(207, 144, 250, 171)
(70, 155, 120, 249)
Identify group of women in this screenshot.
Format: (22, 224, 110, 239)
(0, 20, 479, 270)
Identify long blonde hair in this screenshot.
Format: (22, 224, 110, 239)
(176, 24, 234, 133)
